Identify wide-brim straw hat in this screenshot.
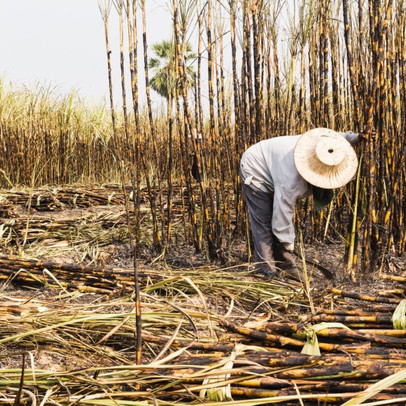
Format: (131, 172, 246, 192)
(293, 128, 358, 189)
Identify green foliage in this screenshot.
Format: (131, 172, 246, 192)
(301, 323, 350, 356)
(149, 39, 196, 100)
(393, 299, 406, 330)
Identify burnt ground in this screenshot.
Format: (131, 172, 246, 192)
(1, 185, 405, 304)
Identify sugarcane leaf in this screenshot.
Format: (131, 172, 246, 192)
(311, 322, 351, 332)
(200, 344, 260, 401)
(301, 328, 320, 356)
(200, 360, 234, 401)
(392, 299, 406, 330)
(341, 369, 406, 405)
(301, 323, 349, 356)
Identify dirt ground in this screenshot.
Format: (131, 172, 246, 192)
(1, 189, 404, 300)
(1, 185, 404, 293)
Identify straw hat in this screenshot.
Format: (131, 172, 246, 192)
(293, 128, 358, 189)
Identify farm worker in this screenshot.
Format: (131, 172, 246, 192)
(240, 128, 361, 280)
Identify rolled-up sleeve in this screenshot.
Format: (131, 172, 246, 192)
(340, 131, 359, 145)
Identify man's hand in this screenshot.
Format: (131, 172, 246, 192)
(359, 130, 376, 141)
(284, 243, 295, 252)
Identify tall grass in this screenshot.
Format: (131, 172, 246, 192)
(0, 81, 118, 185)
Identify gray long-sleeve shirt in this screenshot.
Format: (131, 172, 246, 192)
(240, 132, 358, 245)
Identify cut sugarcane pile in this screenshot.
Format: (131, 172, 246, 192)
(0, 254, 138, 293)
(0, 183, 192, 210)
(0, 254, 301, 308)
(1, 211, 131, 244)
(1, 262, 406, 404)
(0, 184, 197, 254)
(0, 185, 125, 210)
(0, 186, 134, 253)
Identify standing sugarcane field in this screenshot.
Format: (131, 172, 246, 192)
(2, 0, 406, 404)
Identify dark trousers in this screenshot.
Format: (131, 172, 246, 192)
(242, 183, 276, 275)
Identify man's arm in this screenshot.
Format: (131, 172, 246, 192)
(340, 131, 367, 145)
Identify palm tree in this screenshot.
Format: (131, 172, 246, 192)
(148, 39, 196, 102)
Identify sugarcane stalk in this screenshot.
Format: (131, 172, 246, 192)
(235, 377, 406, 395)
(174, 347, 406, 368)
(0, 255, 146, 292)
(309, 314, 393, 325)
(158, 354, 406, 381)
(229, 387, 405, 402)
(330, 288, 401, 304)
(221, 319, 357, 353)
(358, 329, 406, 337)
(380, 274, 406, 283)
(318, 306, 397, 315)
(309, 327, 406, 347)
(248, 321, 305, 335)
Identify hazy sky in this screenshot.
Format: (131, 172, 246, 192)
(0, 0, 172, 105)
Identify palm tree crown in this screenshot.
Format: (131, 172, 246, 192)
(148, 39, 196, 101)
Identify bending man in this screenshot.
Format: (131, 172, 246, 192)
(240, 128, 361, 280)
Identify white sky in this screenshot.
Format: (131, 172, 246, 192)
(0, 0, 172, 105)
